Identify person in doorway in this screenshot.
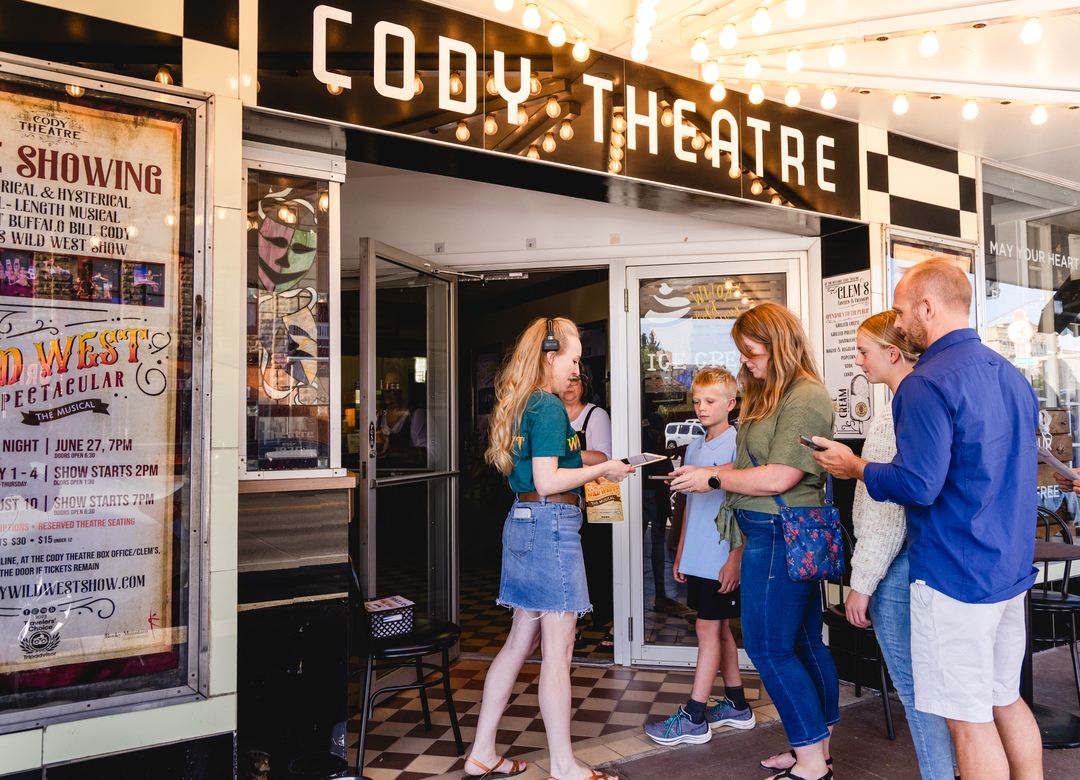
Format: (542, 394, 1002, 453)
(560, 371, 616, 649)
(377, 369, 431, 468)
(811, 258, 1042, 780)
(845, 311, 957, 780)
(643, 367, 754, 746)
(464, 317, 632, 780)
(669, 303, 837, 780)
(642, 396, 681, 613)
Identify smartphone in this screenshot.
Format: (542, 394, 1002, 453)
(647, 475, 673, 481)
(800, 435, 827, 451)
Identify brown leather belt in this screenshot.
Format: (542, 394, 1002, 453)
(516, 491, 580, 506)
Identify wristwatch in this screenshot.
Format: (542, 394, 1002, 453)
(707, 469, 722, 490)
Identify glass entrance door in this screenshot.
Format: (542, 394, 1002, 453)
(625, 258, 804, 667)
(349, 239, 457, 622)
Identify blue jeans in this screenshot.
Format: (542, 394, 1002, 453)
(869, 548, 956, 780)
(737, 509, 839, 747)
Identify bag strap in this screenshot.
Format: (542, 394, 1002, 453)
(581, 404, 598, 431)
(747, 451, 833, 508)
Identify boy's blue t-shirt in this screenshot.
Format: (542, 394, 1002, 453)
(678, 426, 738, 579)
(509, 390, 583, 495)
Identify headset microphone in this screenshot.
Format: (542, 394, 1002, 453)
(542, 318, 561, 352)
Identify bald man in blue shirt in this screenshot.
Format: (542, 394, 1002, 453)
(811, 258, 1041, 780)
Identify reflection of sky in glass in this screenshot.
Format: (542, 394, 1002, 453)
(985, 282, 1051, 329)
(641, 317, 740, 374)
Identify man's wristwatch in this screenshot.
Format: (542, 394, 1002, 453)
(707, 469, 722, 490)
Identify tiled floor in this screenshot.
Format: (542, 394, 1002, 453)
(348, 659, 772, 780)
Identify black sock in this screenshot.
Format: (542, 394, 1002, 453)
(685, 697, 707, 724)
(725, 685, 747, 710)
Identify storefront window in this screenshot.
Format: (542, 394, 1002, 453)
(982, 164, 1080, 517)
(245, 173, 332, 472)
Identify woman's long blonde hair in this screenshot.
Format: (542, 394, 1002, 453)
(858, 310, 923, 364)
(732, 303, 822, 423)
(486, 317, 580, 475)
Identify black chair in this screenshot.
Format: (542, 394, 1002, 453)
(1031, 507, 1080, 708)
(348, 561, 465, 778)
(820, 525, 895, 740)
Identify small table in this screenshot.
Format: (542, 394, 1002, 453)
(1022, 540, 1080, 749)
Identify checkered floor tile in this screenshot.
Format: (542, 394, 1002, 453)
(348, 659, 768, 780)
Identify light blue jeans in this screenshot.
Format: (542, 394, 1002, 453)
(868, 547, 957, 780)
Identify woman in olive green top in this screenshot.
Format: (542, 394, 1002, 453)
(670, 304, 837, 780)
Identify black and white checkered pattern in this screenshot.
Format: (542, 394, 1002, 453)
(863, 127, 978, 241)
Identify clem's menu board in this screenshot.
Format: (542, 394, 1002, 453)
(0, 79, 191, 681)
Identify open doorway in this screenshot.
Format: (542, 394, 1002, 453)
(456, 268, 615, 660)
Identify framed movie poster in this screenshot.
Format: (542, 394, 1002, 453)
(0, 68, 205, 728)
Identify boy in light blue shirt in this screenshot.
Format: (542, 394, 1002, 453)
(644, 367, 754, 745)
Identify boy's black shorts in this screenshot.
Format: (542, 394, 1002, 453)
(685, 574, 740, 620)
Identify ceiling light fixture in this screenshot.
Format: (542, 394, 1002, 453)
(543, 131, 557, 153)
(1031, 104, 1048, 124)
(745, 54, 761, 78)
(494, 0, 513, 12)
(661, 106, 675, 127)
(821, 87, 836, 109)
(414, 72, 424, 95)
(787, 0, 806, 19)
(785, 85, 801, 106)
(701, 59, 720, 84)
(455, 120, 470, 142)
(920, 30, 938, 57)
(573, 37, 590, 62)
(484, 113, 498, 134)
(691, 37, 709, 63)
(548, 20, 566, 47)
(560, 119, 574, 140)
(893, 93, 909, 114)
(786, 48, 802, 73)
(719, 23, 738, 49)
(527, 144, 540, 159)
(631, 41, 649, 61)
(449, 70, 463, 95)
(711, 80, 726, 101)
(751, 6, 771, 35)
(962, 99, 978, 119)
(749, 83, 765, 104)
(828, 43, 846, 68)
(634, 22, 652, 45)
(636, 3, 657, 28)
(522, 3, 541, 31)
(546, 96, 561, 117)
(1021, 16, 1042, 44)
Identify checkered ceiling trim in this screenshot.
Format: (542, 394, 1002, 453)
(863, 127, 978, 242)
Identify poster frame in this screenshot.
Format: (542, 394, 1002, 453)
(0, 56, 210, 731)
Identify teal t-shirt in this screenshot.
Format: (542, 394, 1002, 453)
(509, 390, 584, 495)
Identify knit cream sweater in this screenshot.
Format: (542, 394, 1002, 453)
(850, 408, 907, 596)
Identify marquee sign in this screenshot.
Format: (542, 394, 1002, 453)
(256, 0, 861, 219)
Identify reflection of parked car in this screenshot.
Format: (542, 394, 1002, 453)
(247, 438, 330, 471)
(664, 420, 705, 450)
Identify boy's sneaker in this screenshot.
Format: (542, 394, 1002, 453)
(705, 697, 756, 730)
(643, 705, 712, 745)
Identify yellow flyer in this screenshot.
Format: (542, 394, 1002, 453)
(584, 479, 623, 523)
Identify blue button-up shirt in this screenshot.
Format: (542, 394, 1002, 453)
(863, 329, 1038, 604)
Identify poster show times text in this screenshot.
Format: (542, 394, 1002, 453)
(0, 91, 182, 673)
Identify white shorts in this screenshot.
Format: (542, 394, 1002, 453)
(909, 581, 1027, 723)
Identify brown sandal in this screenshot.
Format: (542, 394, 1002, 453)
(464, 756, 528, 779)
(546, 772, 618, 780)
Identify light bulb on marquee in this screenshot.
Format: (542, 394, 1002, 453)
(66, 84, 85, 98)
(691, 131, 706, 151)
(785, 85, 800, 106)
(704, 143, 713, 160)
(543, 132, 557, 153)
(962, 99, 978, 120)
(920, 31, 938, 57)
(455, 120, 470, 142)
(711, 81, 726, 101)
(517, 105, 528, 124)
(786, 49, 802, 73)
(636, 3, 657, 27)
(1031, 104, 1048, 124)
(608, 158, 622, 174)
(828, 43, 846, 68)
(560, 119, 574, 140)
(484, 113, 499, 134)
(449, 70, 463, 95)
(527, 144, 540, 159)
(546, 96, 561, 118)
(751, 178, 765, 195)
(631, 42, 649, 62)
(771, 193, 784, 205)
(611, 131, 625, 148)
(744, 55, 761, 79)
(1021, 16, 1042, 44)
(494, 0, 513, 12)
(414, 72, 424, 95)
(610, 145, 623, 161)
(529, 71, 542, 95)
(572, 37, 590, 62)
(691, 37, 709, 63)
(701, 59, 720, 84)
(719, 23, 738, 49)
(486, 73, 498, 95)
(749, 82, 764, 104)
(893, 93, 909, 114)
(821, 87, 836, 109)
(612, 112, 627, 133)
(751, 6, 771, 35)
(548, 20, 566, 47)
(660, 106, 674, 127)
(522, 3, 541, 30)
(327, 82, 344, 95)
(787, 0, 806, 18)
(633, 23, 652, 46)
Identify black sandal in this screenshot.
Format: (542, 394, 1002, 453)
(600, 632, 614, 647)
(573, 628, 587, 651)
(760, 752, 833, 772)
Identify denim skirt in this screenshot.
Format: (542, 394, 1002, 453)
(498, 500, 592, 615)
